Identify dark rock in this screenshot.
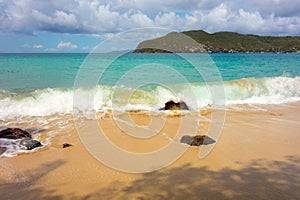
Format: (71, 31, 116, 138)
(0, 128, 31, 139)
(63, 143, 72, 148)
(20, 138, 42, 150)
(180, 135, 215, 146)
(159, 100, 189, 110)
(0, 147, 7, 155)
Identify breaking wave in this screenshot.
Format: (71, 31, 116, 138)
(0, 76, 299, 120)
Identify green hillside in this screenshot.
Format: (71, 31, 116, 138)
(135, 30, 300, 53)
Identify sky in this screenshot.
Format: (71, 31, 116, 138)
(0, 0, 300, 53)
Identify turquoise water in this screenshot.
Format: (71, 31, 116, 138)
(0, 53, 299, 118)
(0, 53, 85, 92)
(1, 53, 299, 91)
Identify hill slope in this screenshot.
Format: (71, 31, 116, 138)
(135, 30, 300, 53)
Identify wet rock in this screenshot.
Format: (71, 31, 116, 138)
(160, 100, 189, 110)
(180, 135, 215, 146)
(63, 143, 72, 148)
(20, 138, 42, 150)
(0, 128, 31, 139)
(0, 147, 7, 155)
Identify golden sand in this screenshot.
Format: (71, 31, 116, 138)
(0, 103, 300, 199)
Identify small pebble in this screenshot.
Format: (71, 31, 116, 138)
(63, 143, 72, 148)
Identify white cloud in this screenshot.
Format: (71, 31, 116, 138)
(0, 0, 300, 36)
(155, 12, 184, 28)
(230, 0, 300, 18)
(82, 46, 90, 50)
(44, 48, 57, 51)
(22, 44, 44, 49)
(33, 44, 43, 49)
(57, 41, 78, 49)
(166, 3, 300, 36)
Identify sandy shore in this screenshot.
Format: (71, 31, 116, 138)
(1, 103, 300, 199)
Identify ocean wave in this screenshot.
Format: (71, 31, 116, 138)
(0, 76, 299, 119)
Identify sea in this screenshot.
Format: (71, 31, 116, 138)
(0, 52, 300, 156)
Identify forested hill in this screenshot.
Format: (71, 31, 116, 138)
(134, 30, 300, 53)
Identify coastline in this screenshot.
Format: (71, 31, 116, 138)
(1, 102, 300, 199)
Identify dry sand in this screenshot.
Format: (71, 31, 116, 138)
(0, 103, 300, 199)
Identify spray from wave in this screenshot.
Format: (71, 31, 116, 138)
(0, 76, 299, 120)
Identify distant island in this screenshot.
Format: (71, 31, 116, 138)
(134, 30, 300, 53)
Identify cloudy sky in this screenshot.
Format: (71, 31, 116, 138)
(0, 0, 299, 52)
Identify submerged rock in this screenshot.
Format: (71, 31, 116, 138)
(20, 138, 42, 150)
(180, 135, 215, 146)
(160, 100, 189, 110)
(0, 128, 32, 139)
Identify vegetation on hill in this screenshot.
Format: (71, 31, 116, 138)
(134, 30, 300, 53)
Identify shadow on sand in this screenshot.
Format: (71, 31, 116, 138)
(86, 155, 300, 200)
(0, 156, 299, 200)
(0, 160, 66, 200)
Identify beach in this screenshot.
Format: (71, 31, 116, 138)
(1, 102, 299, 199)
(0, 52, 300, 199)
(1, 0, 300, 199)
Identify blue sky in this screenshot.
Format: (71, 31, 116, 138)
(0, 0, 299, 53)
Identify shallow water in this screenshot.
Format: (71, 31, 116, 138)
(0, 53, 300, 157)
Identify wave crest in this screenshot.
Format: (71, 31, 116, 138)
(0, 76, 299, 119)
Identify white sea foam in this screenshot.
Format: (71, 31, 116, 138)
(0, 76, 299, 119)
(0, 138, 46, 158)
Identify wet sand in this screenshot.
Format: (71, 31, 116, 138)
(0, 103, 300, 199)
